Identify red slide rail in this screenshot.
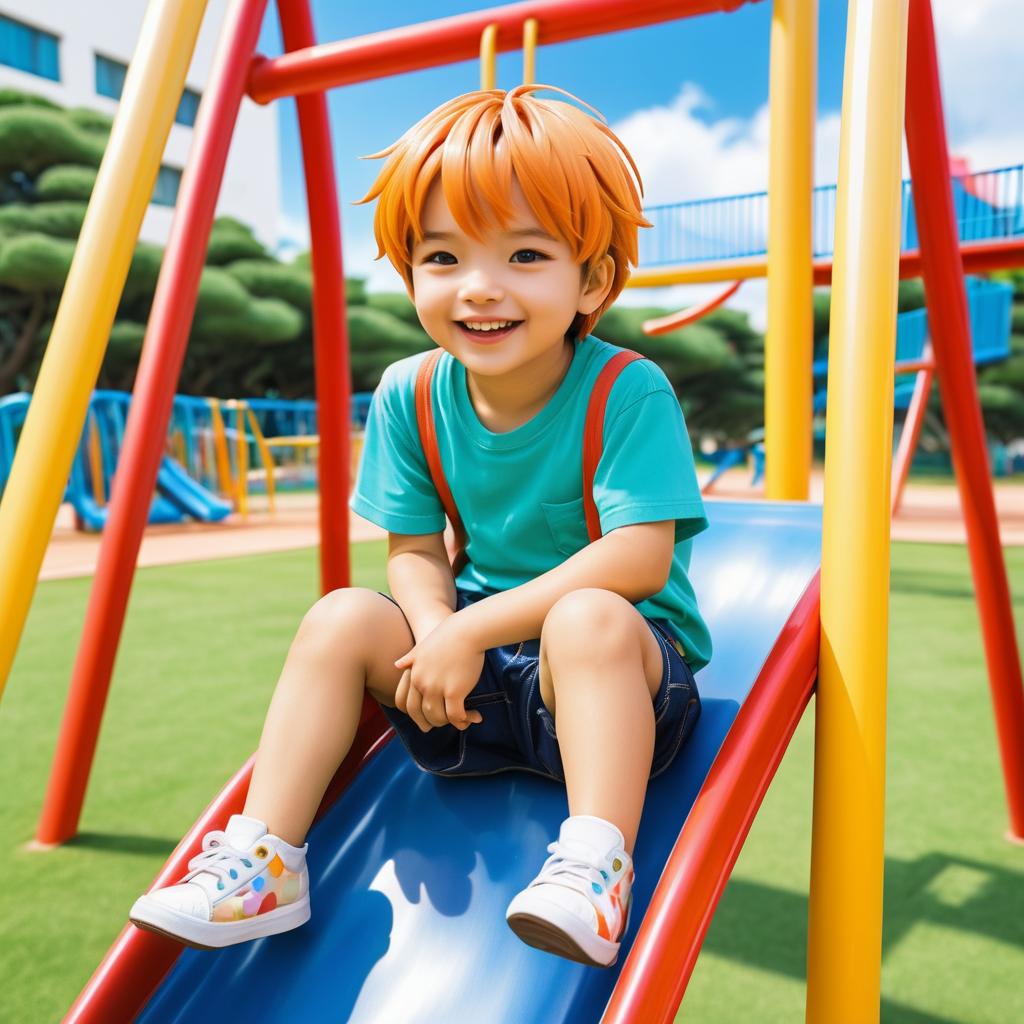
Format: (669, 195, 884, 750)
(604, 576, 821, 1022)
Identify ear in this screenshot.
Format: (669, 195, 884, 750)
(577, 254, 615, 316)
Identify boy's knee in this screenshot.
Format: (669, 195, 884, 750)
(542, 588, 635, 655)
(299, 587, 384, 645)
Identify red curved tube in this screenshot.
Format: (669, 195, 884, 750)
(642, 280, 743, 336)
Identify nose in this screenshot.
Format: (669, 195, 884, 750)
(457, 268, 504, 305)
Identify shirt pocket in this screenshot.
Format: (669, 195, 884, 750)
(540, 496, 589, 557)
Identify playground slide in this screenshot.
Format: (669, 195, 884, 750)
(67, 458, 230, 531)
(155, 456, 232, 523)
(68, 500, 822, 1023)
(69, 490, 186, 532)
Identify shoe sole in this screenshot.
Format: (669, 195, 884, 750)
(506, 893, 619, 968)
(130, 893, 310, 949)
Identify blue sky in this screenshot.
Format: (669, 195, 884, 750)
(254, 1, 1021, 325)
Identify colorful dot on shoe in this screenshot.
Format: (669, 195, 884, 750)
(229, 869, 237, 879)
(592, 882, 603, 894)
(600, 870, 608, 881)
(268, 854, 284, 878)
(612, 858, 623, 872)
(257, 892, 278, 916)
(252, 876, 265, 892)
(242, 890, 263, 916)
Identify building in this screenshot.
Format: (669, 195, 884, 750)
(0, 1, 280, 248)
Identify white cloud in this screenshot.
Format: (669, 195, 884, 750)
(611, 84, 843, 206)
(932, 0, 1024, 170)
(611, 85, 841, 329)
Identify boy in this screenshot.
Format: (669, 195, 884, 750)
(130, 84, 710, 969)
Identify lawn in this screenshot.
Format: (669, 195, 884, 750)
(0, 540, 1022, 1022)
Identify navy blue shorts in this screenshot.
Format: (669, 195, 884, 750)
(378, 589, 701, 782)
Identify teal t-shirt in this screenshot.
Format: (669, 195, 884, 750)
(350, 335, 712, 671)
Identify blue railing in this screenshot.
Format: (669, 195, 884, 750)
(641, 163, 1024, 268)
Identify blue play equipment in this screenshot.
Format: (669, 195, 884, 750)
(0, 391, 232, 531)
(700, 277, 1012, 487)
(812, 275, 1014, 415)
(131, 500, 822, 1023)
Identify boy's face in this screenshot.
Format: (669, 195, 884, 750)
(408, 179, 612, 381)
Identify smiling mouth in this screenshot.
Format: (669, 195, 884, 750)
(456, 320, 522, 343)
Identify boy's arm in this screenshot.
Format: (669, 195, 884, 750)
(453, 520, 675, 650)
(386, 531, 457, 643)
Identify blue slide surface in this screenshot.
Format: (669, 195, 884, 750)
(67, 457, 230, 531)
(155, 456, 232, 523)
(136, 501, 822, 1023)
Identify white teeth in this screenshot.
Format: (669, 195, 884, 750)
(462, 320, 515, 331)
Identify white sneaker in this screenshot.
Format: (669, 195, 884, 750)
(505, 815, 634, 967)
(129, 814, 310, 948)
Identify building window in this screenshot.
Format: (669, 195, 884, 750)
(95, 54, 200, 126)
(0, 14, 60, 81)
(95, 54, 127, 100)
(152, 166, 182, 207)
(176, 87, 200, 127)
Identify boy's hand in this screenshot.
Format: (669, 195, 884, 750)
(393, 616, 485, 733)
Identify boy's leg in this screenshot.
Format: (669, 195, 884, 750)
(537, 587, 663, 853)
(130, 588, 413, 948)
(505, 587, 663, 967)
(244, 588, 414, 845)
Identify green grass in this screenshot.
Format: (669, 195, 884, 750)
(1, 542, 1022, 1022)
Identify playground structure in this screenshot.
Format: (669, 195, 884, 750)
(699, 273, 1015, 497)
(0, 0, 1019, 1021)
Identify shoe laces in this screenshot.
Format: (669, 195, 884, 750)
(533, 838, 610, 901)
(183, 831, 258, 892)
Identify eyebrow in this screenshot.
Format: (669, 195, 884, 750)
(420, 227, 558, 243)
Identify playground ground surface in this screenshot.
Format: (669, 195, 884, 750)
(1, 537, 1022, 1022)
(38, 470, 1024, 582)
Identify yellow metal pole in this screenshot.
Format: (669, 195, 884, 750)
(806, 0, 908, 1019)
(522, 18, 538, 85)
(245, 406, 277, 514)
(233, 401, 249, 517)
(87, 415, 106, 507)
(480, 23, 498, 90)
(626, 256, 770, 288)
(208, 398, 234, 499)
(765, 0, 816, 500)
(0, 0, 207, 703)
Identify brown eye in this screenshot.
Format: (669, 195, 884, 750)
(510, 249, 545, 264)
(425, 251, 457, 265)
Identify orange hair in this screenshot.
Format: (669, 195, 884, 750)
(356, 84, 650, 340)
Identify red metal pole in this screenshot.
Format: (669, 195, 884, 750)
(277, 0, 350, 595)
(905, 0, 1024, 838)
(35, 0, 270, 846)
(891, 344, 933, 515)
(248, 0, 756, 102)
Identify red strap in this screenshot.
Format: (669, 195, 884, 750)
(416, 346, 647, 568)
(415, 349, 468, 573)
(583, 350, 646, 541)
